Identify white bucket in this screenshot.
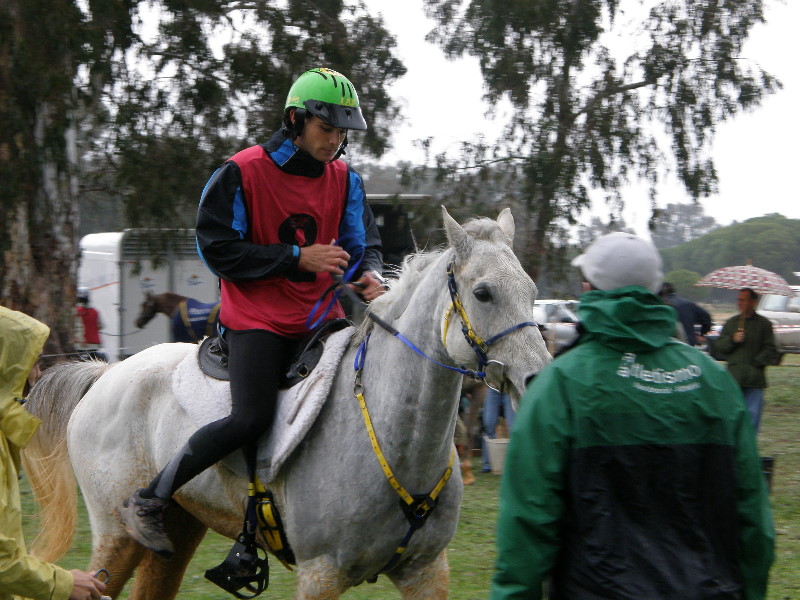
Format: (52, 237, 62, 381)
(485, 436, 510, 474)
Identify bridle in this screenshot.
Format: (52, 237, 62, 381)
(354, 257, 538, 389)
(136, 295, 157, 328)
(442, 259, 538, 389)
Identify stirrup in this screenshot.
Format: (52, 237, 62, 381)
(205, 532, 269, 599)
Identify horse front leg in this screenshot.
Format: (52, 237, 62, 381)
(294, 556, 350, 600)
(388, 551, 450, 600)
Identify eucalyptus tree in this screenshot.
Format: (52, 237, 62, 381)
(0, 0, 404, 355)
(651, 202, 719, 249)
(422, 0, 779, 276)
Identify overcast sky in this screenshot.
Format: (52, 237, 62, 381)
(365, 0, 800, 236)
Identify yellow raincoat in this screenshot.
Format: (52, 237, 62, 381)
(0, 306, 73, 600)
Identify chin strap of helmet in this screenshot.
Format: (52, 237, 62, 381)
(282, 107, 350, 162)
(332, 132, 349, 160)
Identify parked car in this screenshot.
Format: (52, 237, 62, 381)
(758, 286, 800, 354)
(533, 299, 580, 355)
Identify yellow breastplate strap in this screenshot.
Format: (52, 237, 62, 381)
(354, 371, 454, 576)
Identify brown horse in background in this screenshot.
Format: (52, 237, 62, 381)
(135, 291, 220, 343)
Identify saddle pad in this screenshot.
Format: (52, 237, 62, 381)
(172, 326, 354, 483)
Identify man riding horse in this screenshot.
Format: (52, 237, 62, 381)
(121, 68, 385, 557)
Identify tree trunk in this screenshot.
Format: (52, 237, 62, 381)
(1, 108, 80, 364)
(1, 0, 82, 363)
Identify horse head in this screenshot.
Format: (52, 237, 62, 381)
(135, 291, 157, 329)
(440, 206, 551, 402)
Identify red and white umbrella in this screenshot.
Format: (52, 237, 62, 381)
(694, 265, 794, 296)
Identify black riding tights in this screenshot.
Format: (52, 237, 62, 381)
(143, 329, 301, 500)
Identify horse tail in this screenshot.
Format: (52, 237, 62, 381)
(22, 360, 113, 562)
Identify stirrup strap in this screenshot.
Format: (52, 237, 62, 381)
(204, 445, 269, 598)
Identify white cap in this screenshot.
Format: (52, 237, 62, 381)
(571, 232, 664, 294)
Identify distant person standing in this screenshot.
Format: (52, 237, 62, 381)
(715, 287, 778, 432)
(660, 282, 713, 346)
(481, 388, 515, 473)
(74, 288, 106, 361)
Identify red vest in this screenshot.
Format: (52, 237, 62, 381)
(219, 145, 347, 336)
(76, 306, 102, 344)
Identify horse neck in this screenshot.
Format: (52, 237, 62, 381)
(360, 253, 462, 461)
(158, 293, 186, 317)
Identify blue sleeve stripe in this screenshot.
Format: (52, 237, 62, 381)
(232, 187, 247, 239)
(199, 167, 221, 205)
(340, 170, 367, 255)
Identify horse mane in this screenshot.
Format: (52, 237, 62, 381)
(159, 292, 187, 302)
(355, 214, 505, 342)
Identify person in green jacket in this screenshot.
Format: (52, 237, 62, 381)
(715, 288, 778, 432)
(491, 232, 774, 600)
(0, 306, 107, 600)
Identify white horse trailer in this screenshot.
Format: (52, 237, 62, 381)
(78, 229, 219, 361)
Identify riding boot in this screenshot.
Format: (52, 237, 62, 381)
(120, 441, 197, 558)
(120, 488, 175, 558)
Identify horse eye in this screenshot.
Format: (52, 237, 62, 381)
(473, 285, 492, 303)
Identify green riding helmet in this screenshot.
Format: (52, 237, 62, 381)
(285, 68, 368, 131)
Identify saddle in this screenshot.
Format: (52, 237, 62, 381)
(197, 318, 351, 388)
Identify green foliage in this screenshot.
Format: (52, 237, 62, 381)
(651, 202, 719, 249)
(0, 0, 406, 333)
(664, 269, 709, 302)
(1, 0, 406, 232)
(419, 0, 780, 277)
(87, 1, 406, 229)
(661, 214, 800, 284)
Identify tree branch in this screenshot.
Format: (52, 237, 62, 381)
(575, 78, 656, 118)
(447, 155, 529, 171)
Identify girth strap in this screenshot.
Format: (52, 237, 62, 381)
(179, 300, 221, 342)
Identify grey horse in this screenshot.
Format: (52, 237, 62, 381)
(23, 207, 550, 599)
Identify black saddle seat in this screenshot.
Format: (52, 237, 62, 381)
(197, 318, 351, 389)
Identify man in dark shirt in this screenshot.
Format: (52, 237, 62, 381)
(715, 287, 778, 432)
(660, 282, 712, 346)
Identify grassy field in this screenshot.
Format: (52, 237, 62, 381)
(20, 354, 800, 599)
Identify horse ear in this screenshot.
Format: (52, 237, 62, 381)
(496, 208, 515, 246)
(442, 206, 474, 257)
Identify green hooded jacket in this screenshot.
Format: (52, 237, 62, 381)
(0, 306, 74, 600)
(491, 287, 774, 600)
